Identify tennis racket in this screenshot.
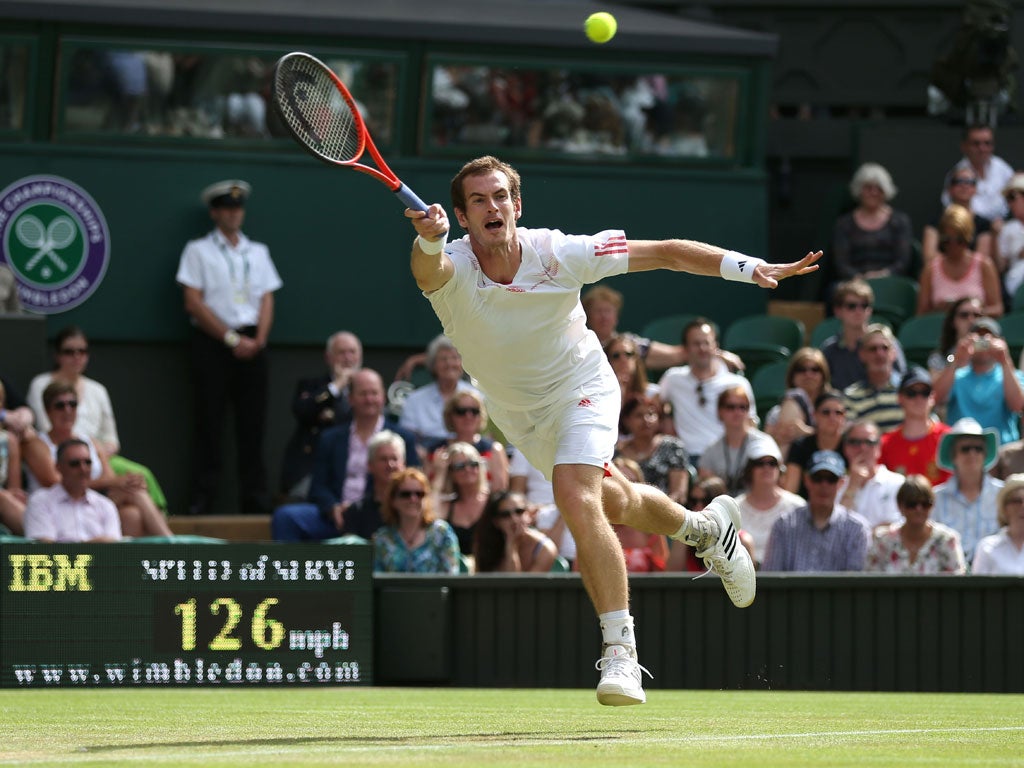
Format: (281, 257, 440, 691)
(272, 52, 429, 213)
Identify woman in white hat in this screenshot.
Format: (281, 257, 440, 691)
(931, 418, 1004, 562)
(735, 441, 804, 568)
(971, 473, 1024, 574)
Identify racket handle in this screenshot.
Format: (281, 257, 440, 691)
(395, 183, 430, 213)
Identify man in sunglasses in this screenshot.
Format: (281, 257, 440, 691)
(822, 279, 907, 390)
(837, 420, 904, 530)
(761, 450, 870, 572)
(932, 417, 1003, 562)
(941, 124, 1014, 226)
(23, 438, 121, 542)
(934, 316, 1024, 445)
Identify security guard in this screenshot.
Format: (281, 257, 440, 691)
(176, 180, 282, 515)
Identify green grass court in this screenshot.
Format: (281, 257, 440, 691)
(1, 688, 1022, 767)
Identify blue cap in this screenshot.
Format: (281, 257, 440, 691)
(808, 450, 846, 477)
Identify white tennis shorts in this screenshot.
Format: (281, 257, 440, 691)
(487, 366, 619, 481)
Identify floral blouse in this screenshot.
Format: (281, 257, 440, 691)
(636, 436, 690, 493)
(373, 520, 460, 574)
(865, 521, 966, 574)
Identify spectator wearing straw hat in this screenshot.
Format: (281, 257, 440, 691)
(932, 417, 1003, 562)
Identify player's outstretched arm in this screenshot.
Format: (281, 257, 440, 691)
(626, 239, 821, 289)
(407, 204, 454, 292)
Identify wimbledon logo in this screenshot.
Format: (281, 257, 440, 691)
(0, 175, 110, 313)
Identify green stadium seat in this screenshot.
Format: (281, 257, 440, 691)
(724, 315, 805, 380)
(750, 359, 790, 416)
(997, 313, 1024, 362)
(810, 316, 842, 348)
(639, 314, 717, 345)
(866, 276, 919, 328)
(896, 313, 945, 369)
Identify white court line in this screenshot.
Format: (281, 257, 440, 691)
(1, 725, 1022, 765)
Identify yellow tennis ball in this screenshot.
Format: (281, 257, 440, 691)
(585, 12, 617, 44)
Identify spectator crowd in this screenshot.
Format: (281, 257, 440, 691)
(3, 123, 1024, 579)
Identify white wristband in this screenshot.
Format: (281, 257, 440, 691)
(416, 233, 448, 255)
(720, 250, 766, 283)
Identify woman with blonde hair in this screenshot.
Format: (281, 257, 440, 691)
(971, 473, 1024, 574)
(917, 204, 1003, 317)
(431, 441, 489, 555)
(432, 390, 508, 490)
(833, 162, 913, 281)
(765, 347, 831, 458)
(373, 468, 459, 573)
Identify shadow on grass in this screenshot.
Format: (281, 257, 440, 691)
(85, 729, 645, 753)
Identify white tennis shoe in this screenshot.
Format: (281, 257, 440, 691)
(595, 644, 651, 706)
(693, 495, 756, 608)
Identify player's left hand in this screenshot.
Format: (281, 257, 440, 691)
(752, 250, 822, 289)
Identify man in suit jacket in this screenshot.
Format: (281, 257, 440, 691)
(279, 331, 362, 499)
(271, 368, 419, 541)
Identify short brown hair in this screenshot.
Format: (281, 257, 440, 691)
(582, 284, 623, 313)
(450, 155, 522, 213)
(833, 278, 874, 308)
(896, 474, 935, 510)
(42, 381, 76, 410)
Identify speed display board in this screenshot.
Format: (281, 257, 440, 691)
(0, 543, 372, 687)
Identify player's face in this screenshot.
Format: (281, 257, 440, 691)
(454, 171, 521, 248)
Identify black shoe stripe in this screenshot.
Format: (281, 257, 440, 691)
(723, 524, 737, 559)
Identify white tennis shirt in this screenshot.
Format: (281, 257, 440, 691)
(426, 228, 630, 412)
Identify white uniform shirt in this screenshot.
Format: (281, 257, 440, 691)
(27, 374, 119, 452)
(971, 528, 1024, 574)
(658, 364, 757, 458)
(176, 229, 282, 328)
(426, 228, 629, 412)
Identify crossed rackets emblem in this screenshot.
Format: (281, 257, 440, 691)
(14, 214, 76, 274)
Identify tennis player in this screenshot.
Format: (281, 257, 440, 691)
(405, 156, 820, 706)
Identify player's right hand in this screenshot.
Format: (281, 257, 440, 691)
(406, 203, 449, 241)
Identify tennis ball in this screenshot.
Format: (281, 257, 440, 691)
(585, 12, 617, 44)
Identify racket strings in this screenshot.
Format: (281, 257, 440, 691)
(276, 60, 362, 163)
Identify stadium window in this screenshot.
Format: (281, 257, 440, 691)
(56, 41, 403, 148)
(0, 40, 32, 135)
(423, 57, 744, 163)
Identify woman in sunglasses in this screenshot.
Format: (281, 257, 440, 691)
(373, 468, 459, 573)
(764, 347, 831, 460)
(604, 335, 658, 415)
(25, 325, 168, 512)
(972, 473, 1024, 574)
(927, 297, 984, 377)
(736, 442, 803, 569)
(865, 474, 966, 573)
(431, 441, 489, 556)
(431, 391, 508, 491)
(916, 204, 1003, 318)
(922, 168, 993, 267)
(473, 490, 557, 573)
(21, 381, 172, 538)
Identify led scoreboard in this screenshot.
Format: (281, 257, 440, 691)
(0, 543, 373, 687)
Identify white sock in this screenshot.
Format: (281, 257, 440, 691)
(599, 610, 635, 648)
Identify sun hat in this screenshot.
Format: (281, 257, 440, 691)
(937, 417, 999, 471)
